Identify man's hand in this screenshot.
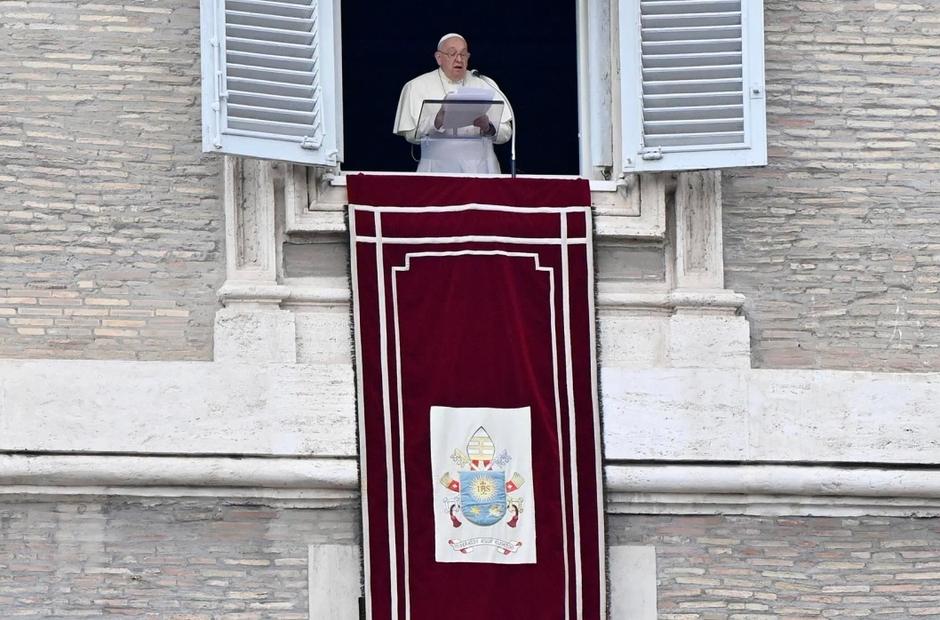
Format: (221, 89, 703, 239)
(473, 115, 495, 136)
(435, 109, 445, 130)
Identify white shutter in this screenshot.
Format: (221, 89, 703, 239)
(620, 0, 766, 172)
(200, 0, 343, 166)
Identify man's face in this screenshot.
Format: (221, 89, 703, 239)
(435, 37, 469, 82)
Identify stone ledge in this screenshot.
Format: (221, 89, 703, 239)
(607, 493, 940, 517)
(606, 464, 940, 498)
(4, 455, 940, 516)
(286, 171, 667, 239)
(602, 367, 940, 463)
(222, 282, 746, 313)
(0, 360, 357, 456)
(5, 361, 940, 463)
(0, 454, 357, 489)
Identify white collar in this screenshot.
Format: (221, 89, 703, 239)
(438, 68, 466, 87)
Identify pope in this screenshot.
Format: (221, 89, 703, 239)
(393, 33, 514, 174)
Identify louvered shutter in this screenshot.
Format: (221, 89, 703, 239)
(620, 0, 766, 172)
(200, 0, 342, 166)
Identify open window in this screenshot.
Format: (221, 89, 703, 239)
(199, 0, 766, 175)
(338, 1, 580, 175)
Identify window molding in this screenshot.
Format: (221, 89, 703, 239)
(283, 166, 666, 240)
(579, 0, 616, 178)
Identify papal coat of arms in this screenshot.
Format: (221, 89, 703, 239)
(430, 405, 536, 564)
(438, 426, 526, 555)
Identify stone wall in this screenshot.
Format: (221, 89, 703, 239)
(611, 514, 940, 619)
(4, 499, 939, 619)
(0, 0, 222, 360)
(724, 0, 940, 371)
(6, 0, 940, 371)
(0, 496, 359, 618)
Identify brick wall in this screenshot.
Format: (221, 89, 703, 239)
(0, 0, 223, 360)
(724, 0, 940, 371)
(0, 496, 359, 618)
(6, 0, 940, 369)
(611, 514, 940, 619)
(3, 500, 938, 619)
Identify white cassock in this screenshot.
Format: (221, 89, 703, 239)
(393, 68, 513, 174)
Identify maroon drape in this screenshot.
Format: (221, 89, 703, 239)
(349, 174, 604, 620)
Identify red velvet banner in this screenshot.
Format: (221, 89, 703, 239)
(349, 175, 605, 620)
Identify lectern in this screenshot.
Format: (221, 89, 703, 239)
(413, 99, 505, 174)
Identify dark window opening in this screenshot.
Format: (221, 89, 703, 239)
(340, 2, 580, 175)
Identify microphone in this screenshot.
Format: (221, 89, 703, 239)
(471, 69, 516, 178)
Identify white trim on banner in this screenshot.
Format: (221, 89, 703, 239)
(353, 204, 592, 215)
(389, 249, 570, 620)
(355, 235, 588, 246)
(545, 247, 573, 620)
(390, 250, 571, 618)
(372, 211, 400, 620)
(349, 211, 373, 620)
(389, 254, 413, 619)
(560, 213, 584, 619)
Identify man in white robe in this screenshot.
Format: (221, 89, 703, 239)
(393, 33, 513, 174)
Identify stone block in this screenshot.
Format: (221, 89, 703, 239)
(213, 308, 297, 364)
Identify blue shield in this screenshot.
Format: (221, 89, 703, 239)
(459, 470, 506, 526)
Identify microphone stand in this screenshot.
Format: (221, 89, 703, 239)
(471, 70, 516, 178)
